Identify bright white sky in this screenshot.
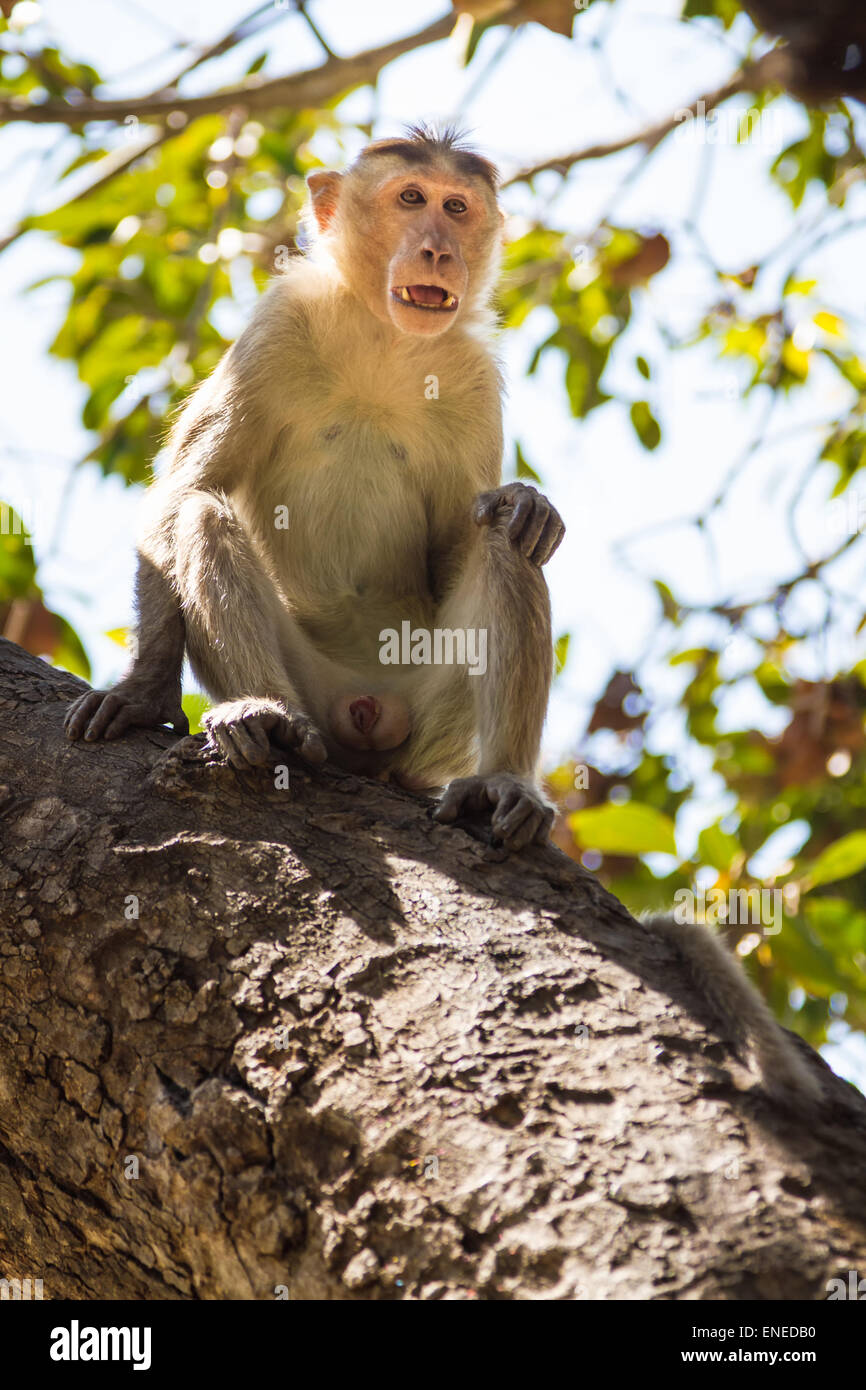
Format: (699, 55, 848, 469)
(2, 0, 866, 1082)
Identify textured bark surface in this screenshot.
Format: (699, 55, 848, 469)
(1, 636, 866, 1301)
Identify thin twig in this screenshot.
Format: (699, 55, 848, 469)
(501, 49, 792, 188)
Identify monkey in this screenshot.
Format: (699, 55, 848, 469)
(641, 915, 828, 1110)
(64, 125, 565, 852)
(60, 125, 844, 1107)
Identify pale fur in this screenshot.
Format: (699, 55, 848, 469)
(118, 140, 557, 799)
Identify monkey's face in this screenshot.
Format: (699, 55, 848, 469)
(309, 160, 502, 337)
(378, 171, 478, 337)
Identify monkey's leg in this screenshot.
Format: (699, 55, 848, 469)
(174, 490, 331, 768)
(65, 556, 189, 741)
(425, 491, 561, 849)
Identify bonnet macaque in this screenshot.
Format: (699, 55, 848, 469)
(64, 125, 839, 1108)
(66, 125, 565, 851)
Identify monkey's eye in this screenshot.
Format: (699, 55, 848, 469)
(400, 188, 426, 205)
(444, 197, 467, 215)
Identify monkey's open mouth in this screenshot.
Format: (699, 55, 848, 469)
(392, 285, 459, 311)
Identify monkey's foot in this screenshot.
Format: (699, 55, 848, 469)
(202, 698, 327, 770)
(473, 482, 565, 566)
(65, 682, 189, 741)
(433, 773, 554, 852)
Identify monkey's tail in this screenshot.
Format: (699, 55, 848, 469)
(641, 915, 825, 1111)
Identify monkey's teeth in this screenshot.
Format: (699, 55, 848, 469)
(393, 287, 458, 310)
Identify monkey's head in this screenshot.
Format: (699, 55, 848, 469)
(306, 125, 502, 337)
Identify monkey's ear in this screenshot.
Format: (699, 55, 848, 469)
(306, 170, 342, 231)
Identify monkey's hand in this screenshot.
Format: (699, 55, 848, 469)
(65, 677, 189, 742)
(434, 773, 554, 852)
(473, 483, 565, 566)
(202, 697, 327, 770)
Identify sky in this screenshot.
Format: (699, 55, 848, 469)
(2, 0, 866, 1083)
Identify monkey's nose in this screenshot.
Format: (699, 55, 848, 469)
(349, 696, 380, 736)
(421, 246, 452, 267)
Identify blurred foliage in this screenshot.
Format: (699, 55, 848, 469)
(0, 502, 89, 676)
(2, 0, 866, 1059)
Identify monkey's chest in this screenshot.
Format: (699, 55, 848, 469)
(256, 428, 434, 606)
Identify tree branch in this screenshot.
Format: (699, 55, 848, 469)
(0, 636, 865, 1300)
(0, 12, 456, 127)
(501, 49, 792, 187)
(158, 0, 295, 91)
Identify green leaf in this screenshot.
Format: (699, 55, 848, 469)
(654, 580, 679, 622)
(770, 915, 857, 998)
(181, 691, 211, 735)
(514, 441, 541, 483)
(569, 802, 677, 856)
(682, 0, 738, 26)
(698, 822, 743, 874)
(52, 618, 91, 680)
(771, 114, 838, 208)
(783, 277, 818, 296)
(554, 632, 570, 675)
(805, 832, 866, 888)
(636, 354, 651, 379)
(629, 400, 661, 450)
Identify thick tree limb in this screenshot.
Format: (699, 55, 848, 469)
(0, 637, 865, 1301)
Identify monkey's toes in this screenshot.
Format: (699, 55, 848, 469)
(297, 729, 327, 763)
(65, 691, 107, 741)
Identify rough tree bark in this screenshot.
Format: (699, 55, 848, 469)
(1, 636, 865, 1302)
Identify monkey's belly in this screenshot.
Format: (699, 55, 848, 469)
(297, 595, 436, 680)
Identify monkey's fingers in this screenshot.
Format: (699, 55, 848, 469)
(102, 702, 146, 740)
(271, 713, 327, 764)
(517, 498, 550, 558)
(103, 697, 184, 740)
(209, 723, 251, 770)
(536, 803, 555, 842)
(531, 513, 565, 566)
(86, 691, 134, 741)
(509, 802, 552, 850)
(505, 490, 535, 543)
(512, 808, 548, 850)
(472, 492, 498, 527)
(497, 795, 552, 851)
(298, 730, 328, 763)
(434, 777, 491, 823)
(65, 691, 108, 740)
(227, 717, 272, 766)
(490, 785, 532, 838)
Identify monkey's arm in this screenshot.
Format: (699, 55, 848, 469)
(642, 915, 825, 1111)
(65, 556, 188, 741)
(431, 482, 565, 850)
(66, 316, 282, 743)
